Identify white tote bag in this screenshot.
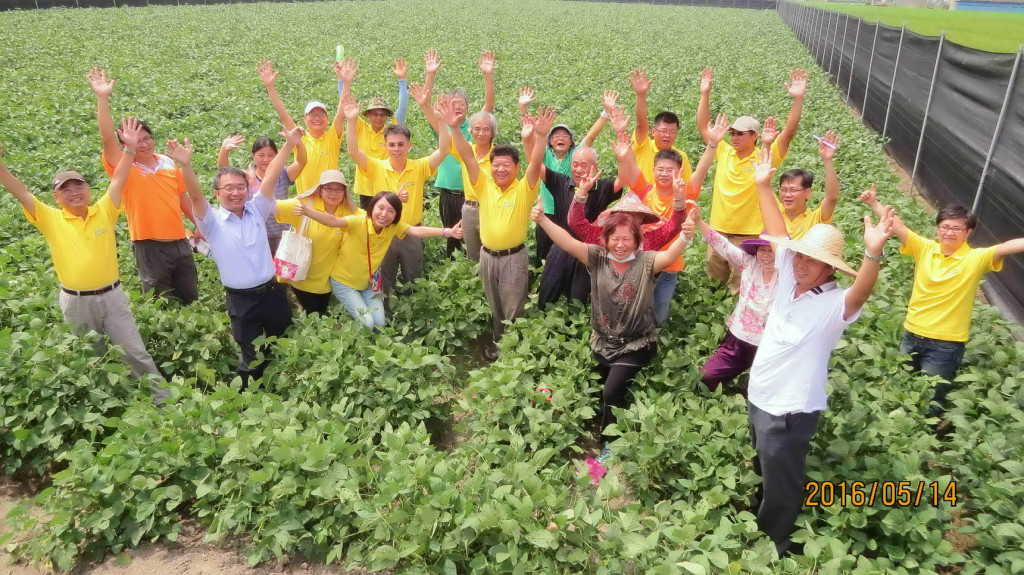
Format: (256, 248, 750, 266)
(274, 206, 312, 282)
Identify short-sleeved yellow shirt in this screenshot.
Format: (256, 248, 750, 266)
(450, 142, 492, 202)
(22, 194, 121, 290)
(276, 197, 361, 294)
(353, 118, 392, 197)
(710, 140, 785, 235)
(902, 230, 1002, 342)
(632, 133, 692, 187)
(294, 126, 343, 195)
(475, 171, 539, 251)
(330, 215, 410, 290)
(781, 201, 832, 240)
(359, 156, 436, 225)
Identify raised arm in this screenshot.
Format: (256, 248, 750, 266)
(409, 81, 441, 130)
(426, 98, 452, 171)
(287, 135, 307, 182)
(108, 117, 144, 209)
(525, 106, 555, 189)
(994, 238, 1024, 264)
(393, 58, 409, 125)
(845, 208, 895, 320)
(818, 130, 840, 221)
(859, 184, 908, 245)
(217, 135, 245, 169)
(423, 49, 441, 101)
(258, 60, 297, 131)
(630, 68, 652, 143)
(688, 113, 729, 193)
(612, 128, 640, 191)
(343, 94, 369, 171)
(87, 68, 122, 167)
(166, 138, 207, 221)
(696, 67, 714, 145)
(479, 51, 495, 113)
(582, 90, 618, 148)
(0, 143, 37, 218)
(654, 208, 697, 273)
(260, 127, 301, 201)
(518, 87, 538, 161)
(332, 58, 357, 138)
(776, 69, 807, 158)
(533, 204, 588, 264)
(693, 204, 748, 268)
(754, 148, 786, 238)
(446, 104, 479, 186)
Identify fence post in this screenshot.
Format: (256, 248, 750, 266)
(847, 18, 860, 105)
(972, 45, 1024, 213)
(828, 11, 839, 78)
(881, 24, 906, 140)
(909, 33, 945, 196)
(863, 21, 880, 116)
(837, 13, 849, 83)
(816, 10, 826, 63)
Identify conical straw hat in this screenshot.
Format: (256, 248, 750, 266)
(594, 191, 661, 226)
(763, 223, 857, 277)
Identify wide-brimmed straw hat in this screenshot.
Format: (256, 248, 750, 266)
(763, 223, 857, 276)
(593, 191, 660, 226)
(299, 169, 348, 199)
(363, 97, 394, 117)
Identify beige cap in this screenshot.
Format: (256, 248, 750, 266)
(299, 169, 348, 198)
(363, 96, 393, 117)
(51, 171, 88, 190)
(730, 116, 761, 133)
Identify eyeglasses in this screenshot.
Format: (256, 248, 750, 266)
(729, 130, 756, 137)
(654, 128, 678, 137)
(938, 225, 967, 234)
(217, 184, 248, 193)
(779, 186, 808, 195)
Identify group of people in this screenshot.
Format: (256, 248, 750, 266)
(3, 50, 1024, 557)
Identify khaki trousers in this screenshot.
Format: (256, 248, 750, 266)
(706, 232, 760, 294)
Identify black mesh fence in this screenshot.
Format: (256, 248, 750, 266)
(1, 0, 373, 9)
(779, 0, 1024, 326)
(555, 0, 778, 8)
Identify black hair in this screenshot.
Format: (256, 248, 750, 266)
(936, 204, 978, 231)
(213, 166, 248, 190)
(382, 124, 411, 141)
(653, 149, 683, 168)
(652, 111, 680, 128)
(368, 191, 403, 225)
(251, 136, 278, 156)
(490, 144, 520, 164)
(779, 169, 815, 189)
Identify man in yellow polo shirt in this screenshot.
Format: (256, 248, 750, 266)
(449, 102, 552, 359)
(260, 59, 345, 194)
(0, 124, 167, 406)
(628, 68, 693, 185)
(862, 189, 1024, 418)
(777, 130, 840, 240)
(697, 67, 807, 293)
(344, 94, 450, 295)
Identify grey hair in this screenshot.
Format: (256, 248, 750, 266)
(448, 88, 469, 104)
(571, 146, 598, 163)
(469, 111, 497, 138)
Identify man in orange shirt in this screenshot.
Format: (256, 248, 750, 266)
(88, 68, 201, 304)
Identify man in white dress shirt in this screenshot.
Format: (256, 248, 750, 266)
(167, 126, 302, 387)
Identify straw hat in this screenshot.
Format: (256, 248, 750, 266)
(593, 191, 660, 226)
(763, 223, 857, 277)
(363, 97, 394, 117)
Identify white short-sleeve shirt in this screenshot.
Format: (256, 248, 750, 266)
(196, 193, 276, 290)
(747, 245, 861, 416)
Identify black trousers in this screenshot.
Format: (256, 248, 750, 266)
(535, 225, 554, 263)
(538, 244, 592, 309)
(595, 343, 657, 441)
(290, 286, 332, 315)
(748, 402, 821, 556)
(132, 239, 199, 304)
(225, 282, 292, 386)
(438, 187, 465, 258)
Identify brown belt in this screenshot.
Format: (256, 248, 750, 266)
(463, 200, 479, 207)
(481, 244, 525, 257)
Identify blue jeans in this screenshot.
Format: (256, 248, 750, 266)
(653, 272, 678, 326)
(330, 278, 386, 330)
(900, 331, 965, 416)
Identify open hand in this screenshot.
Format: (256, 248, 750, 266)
(760, 116, 779, 147)
(518, 86, 536, 109)
(752, 147, 776, 186)
(392, 58, 407, 80)
(533, 106, 556, 137)
(707, 113, 729, 146)
(611, 130, 631, 160)
(786, 69, 808, 99)
(257, 60, 278, 87)
(281, 125, 304, 147)
(334, 58, 358, 84)
(409, 82, 430, 107)
(478, 50, 495, 75)
(165, 138, 194, 166)
(629, 68, 651, 95)
(86, 67, 115, 97)
(610, 105, 630, 135)
(699, 67, 713, 94)
(117, 117, 143, 153)
(221, 134, 245, 152)
(863, 205, 895, 255)
(424, 49, 442, 74)
(602, 90, 619, 114)
(341, 94, 361, 120)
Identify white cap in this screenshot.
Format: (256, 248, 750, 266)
(304, 100, 328, 115)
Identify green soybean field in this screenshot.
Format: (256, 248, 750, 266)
(1, 0, 1023, 573)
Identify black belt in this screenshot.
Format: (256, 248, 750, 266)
(61, 280, 120, 297)
(225, 279, 277, 296)
(604, 332, 647, 346)
(463, 200, 479, 207)
(482, 243, 525, 257)
(441, 189, 465, 197)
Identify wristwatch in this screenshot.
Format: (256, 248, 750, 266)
(864, 249, 884, 261)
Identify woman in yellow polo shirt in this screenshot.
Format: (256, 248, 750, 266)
(296, 191, 463, 330)
(274, 170, 359, 315)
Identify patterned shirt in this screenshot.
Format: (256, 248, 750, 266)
(587, 244, 658, 360)
(704, 229, 779, 345)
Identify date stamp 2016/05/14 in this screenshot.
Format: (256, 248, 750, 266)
(805, 481, 958, 508)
